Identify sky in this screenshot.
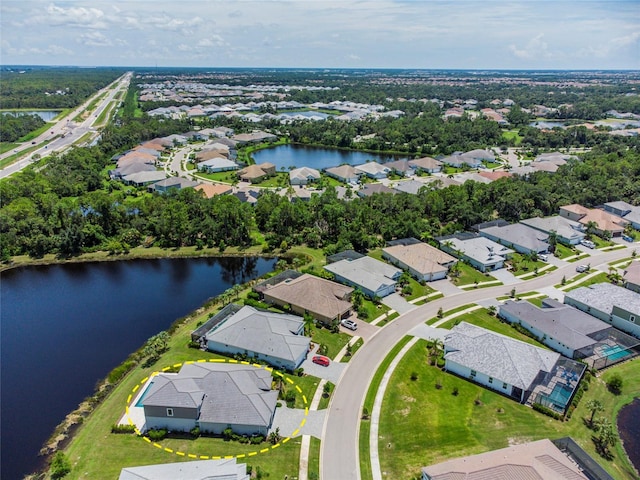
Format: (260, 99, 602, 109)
(1, 0, 639, 70)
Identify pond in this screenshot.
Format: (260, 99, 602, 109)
(617, 397, 640, 475)
(251, 144, 410, 171)
(0, 256, 276, 479)
(1, 110, 61, 121)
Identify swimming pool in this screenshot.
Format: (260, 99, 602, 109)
(135, 381, 155, 407)
(547, 383, 573, 406)
(603, 345, 630, 361)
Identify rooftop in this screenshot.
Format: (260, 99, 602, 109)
(324, 256, 401, 294)
(119, 458, 248, 480)
(520, 216, 585, 242)
(383, 241, 456, 276)
(564, 283, 640, 316)
(479, 223, 549, 252)
(441, 236, 514, 264)
(444, 322, 559, 390)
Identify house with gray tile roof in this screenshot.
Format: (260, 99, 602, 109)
(150, 177, 199, 194)
(520, 215, 585, 245)
(421, 439, 590, 480)
(122, 170, 168, 187)
(141, 363, 278, 436)
(384, 159, 415, 177)
(357, 183, 397, 198)
(408, 156, 442, 173)
(325, 165, 360, 184)
(438, 235, 514, 272)
(624, 262, 640, 294)
(393, 180, 428, 195)
(197, 158, 239, 173)
(603, 200, 640, 230)
(479, 222, 549, 255)
(289, 167, 321, 185)
(564, 283, 640, 338)
(324, 255, 401, 299)
(119, 458, 249, 480)
(204, 305, 310, 371)
(499, 299, 612, 359)
(444, 322, 560, 403)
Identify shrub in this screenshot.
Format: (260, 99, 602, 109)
(410, 371, 419, 381)
(111, 424, 136, 434)
(147, 429, 167, 441)
(294, 367, 304, 377)
(532, 403, 562, 420)
(250, 434, 264, 444)
(50, 451, 71, 479)
(190, 427, 201, 438)
(452, 387, 459, 396)
(607, 374, 623, 395)
(107, 360, 137, 384)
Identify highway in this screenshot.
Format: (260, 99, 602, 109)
(320, 246, 635, 480)
(0, 72, 132, 179)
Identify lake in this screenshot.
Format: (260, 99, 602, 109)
(618, 397, 640, 475)
(1, 110, 61, 121)
(0, 256, 276, 480)
(251, 144, 409, 170)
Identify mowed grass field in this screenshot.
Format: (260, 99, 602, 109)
(378, 339, 640, 480)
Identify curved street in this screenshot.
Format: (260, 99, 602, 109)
(320, 246, 634, 480)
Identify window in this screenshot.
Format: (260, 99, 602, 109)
(502, 382, 507, 389)
(488, 377, 493, 384)
(470, 370, 476, 377)
(631, 315, 636, 323)
(166, 408, 174, 417)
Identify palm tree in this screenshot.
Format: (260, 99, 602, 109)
(594, 418, 617, 456)
(548, 230, 558, 253)
(585, 399, 604, 427)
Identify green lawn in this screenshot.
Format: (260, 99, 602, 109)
(553, 243, 579, 259)
(426, 304, 479, 325)
(502, 129, 523, 145)
(317, 382, 334, 410)
(450, 262, 499, 287)
(507, 253, 547, 276)
(593, 236, 615, 249)
(378, 340, 640, 480)
(341, 338, 364, 363)
(310, 327, 351, 360)
(252, 173, 289, 188)
(564, 272, 611, 291)
(308, 437, 321, 479)
(358, 298, 391, 323)
(0, 142, 20, 154)
(95, 100, 115, 125)
(194, 171, 237, 183)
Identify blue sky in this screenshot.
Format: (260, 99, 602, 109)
(2, 0, 638, 69)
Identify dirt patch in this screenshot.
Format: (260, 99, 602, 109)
(402, 395, 416, 403)
(398, 406, 411, 417)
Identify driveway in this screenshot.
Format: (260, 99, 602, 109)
(490, 267, 520, 285)
(340, 321, 378, 341)
(301, 353, 347, 384)
(429, 278, 463, 296)
(271, 405, 325, 438)
(381, 292, 416, 315)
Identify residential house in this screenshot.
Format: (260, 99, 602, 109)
(564, 283, 640, 338)
(150, 177, 199, 194)
(443, 322, 584, 412)
(232, 131, 277, 145)
(141, 363, 278, 436)
(408, 156, 442, 173)
(499, 298, 622, 360)
(559, 204, 628, 237)
(202, 305, 310, 371)
(234, 188, 261, 205)
(325, 165, 360, 184)
(438, 235, 514, 272)
(421, 439, 591, 480)
(324, 255, 401, 299)
(195, 150, 229, 162)
(258, 273, 353, 325)
(122, 171, 167, 187)
(197, 158, 239, 173)
(384, 159, 415, 177)
(119, 459, 249, 480)
(477, 170, 512, 182)
(238, 163, 276, 183)
(354, 162, 391, 179)
(357, 183, 397, 198)
(520, 215, 586, 245)
(624, 262, 640, 294)
(393, 180, 428, 195)
(382, 238, 457, 281)
(195, 183, 233, 198)
(603, 201, 640, 230)
(289, 167, 321, 185)
(462, 149, 496, 164)
(162, 134, 188, 145)
(110, 162, 156, 180)
(479, 222, 549, 255)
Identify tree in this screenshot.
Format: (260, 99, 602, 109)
(50, 451, 71, 479)
(548, 230, 558, 253)
(607, 374, 623, 395)
(268, 427, 281, 445)
(585, 399, 604, 427)
(594, 417, 617, 457)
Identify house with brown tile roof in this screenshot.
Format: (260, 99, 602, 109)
(195, 183, 233, 198)
(624, 261, 640, 294)
(325, 165, 360, 183)
(408, 156, 442, 173)
(260, 273, 353, 325)
(559, 204, 628, 237)
(195, 150, 229, 162)
(421, 439, 590, 480)
(383, 239, 457, 281)
(238, 163, 276, 183)
(477, 170, 512, 181)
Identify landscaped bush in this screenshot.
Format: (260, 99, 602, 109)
(50, 451, 71, 479)
(607, 374, 623, 395)
(190, 426, 200, 438)
(107, 359, 137, 384)
(147, 428, 168, 441)
(111, 424, 136, 434)
(532, 403, 562, 420)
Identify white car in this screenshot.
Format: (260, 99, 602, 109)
(580, 239, 596, 249)
(576, 265, 589, 273)
(341, 319, 358, 331)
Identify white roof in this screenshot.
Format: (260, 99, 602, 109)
(119, 459, 249, 480)
(289, 167, 321, 181)
(441, 236, 514, 265)
(197, 158, 238, 170)
(354, 162, 390, 176)
(564, 283, 640, 316)
(445, 322, 559, 390)
(324, 256, 401, 294)
(520, 216, 585, 242)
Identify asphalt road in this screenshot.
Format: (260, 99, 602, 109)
(320, 246, 634, 480)
(0, 72, 132, 179)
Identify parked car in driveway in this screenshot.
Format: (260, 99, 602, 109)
(341, 319, 358, 331)
(312, 355, 330, 367)
(580, 239, 596, 249)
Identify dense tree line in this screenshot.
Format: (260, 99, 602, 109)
(0, 67, 124, 109)
(0, 113, 45, 142)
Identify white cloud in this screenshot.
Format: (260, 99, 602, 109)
(197, 36, 226, 48)
(509, 34, 552, 60)
(79, 31, 112, 47)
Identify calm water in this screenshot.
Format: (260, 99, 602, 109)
(0, 257, 275, 480)
(1, 110, 61, 121)
(618, 397, 640, 475)
(252, 144, 408, 170)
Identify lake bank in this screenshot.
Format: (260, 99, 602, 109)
(617, 397, 640, 476)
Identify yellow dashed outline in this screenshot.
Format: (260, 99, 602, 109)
(124, 359, 309, 459)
